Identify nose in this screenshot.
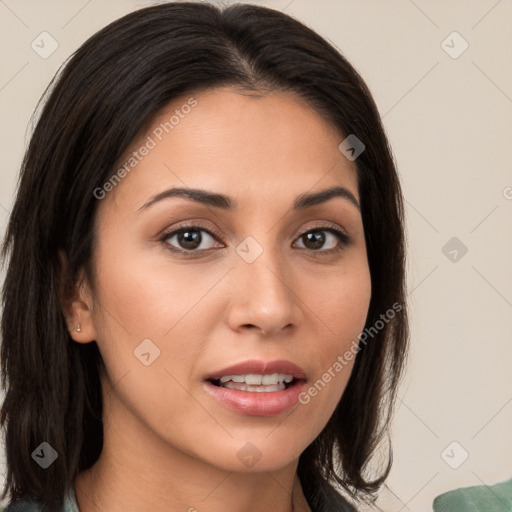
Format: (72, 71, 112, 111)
(225, 242, 303, 337)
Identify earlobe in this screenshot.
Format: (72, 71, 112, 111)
(67, 276, 98, 344)
(58, 251, 98, 343)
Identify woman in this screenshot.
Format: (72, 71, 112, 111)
(0, 2, 408, 511)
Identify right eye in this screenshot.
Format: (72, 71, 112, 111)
(160, 223, 225, 254)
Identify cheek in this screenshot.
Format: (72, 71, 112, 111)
(301, 259, 371, 418)
(89, 239, 230, 401)
(315, 259, 372, 345)
(92, 237, 220, 338)
(89, 247, 218, 440)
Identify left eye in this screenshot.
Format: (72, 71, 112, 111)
(294, 227, 348, 251)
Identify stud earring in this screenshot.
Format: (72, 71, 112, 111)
(76, 324, 82, 333)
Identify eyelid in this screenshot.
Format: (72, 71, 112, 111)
(159, 222, 225, 246)
(295, 221, 349, 239)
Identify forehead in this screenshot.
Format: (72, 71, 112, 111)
(100, 86, 359, 214)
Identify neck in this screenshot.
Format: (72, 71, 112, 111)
(74, 455, 311, 512)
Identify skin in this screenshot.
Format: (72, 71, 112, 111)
(65, 86, 372, 512)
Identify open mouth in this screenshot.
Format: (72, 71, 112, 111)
(208, 373, 299, 393)
(203, 362, 308, 416)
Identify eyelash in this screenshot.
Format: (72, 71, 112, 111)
(159, 222, 351, 257)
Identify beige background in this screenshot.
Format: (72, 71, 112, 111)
(1, 1, 511, 510)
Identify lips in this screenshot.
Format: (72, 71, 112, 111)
(203, 359, 308, 416)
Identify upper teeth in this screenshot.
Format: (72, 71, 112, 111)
(219, 373, 294, 385)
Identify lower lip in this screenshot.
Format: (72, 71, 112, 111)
(203, 380, 307, 417)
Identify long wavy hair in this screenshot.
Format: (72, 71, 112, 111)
(1, 3, 408, 511)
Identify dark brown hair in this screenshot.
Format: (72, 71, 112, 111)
(1, 2, 408, 511)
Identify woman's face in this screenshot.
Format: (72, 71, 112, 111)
(77, 87, 371, 473)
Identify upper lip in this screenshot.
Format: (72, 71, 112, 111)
(204, 359, 307, 381)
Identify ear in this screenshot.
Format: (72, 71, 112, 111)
(58, 250, 98, 344)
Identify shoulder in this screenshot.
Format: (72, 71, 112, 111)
(3, 500, 72, 512)
(3, 501, 42, 512)
(306, 478, 357, 512)
(3, 487, 78, 512)
(320, 487, 357, 512)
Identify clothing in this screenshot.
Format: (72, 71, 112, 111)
(4, 486, 78, 512)
(433, 476, 512, 512)
(3, 481, 356, 511)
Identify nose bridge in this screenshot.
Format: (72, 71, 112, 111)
(226, 232, 302, 333)
(239, 236, 287, 297)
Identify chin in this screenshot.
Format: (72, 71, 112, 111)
(203, 437, 306, 474)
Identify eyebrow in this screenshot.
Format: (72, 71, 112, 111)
(137, 185, 360, 213)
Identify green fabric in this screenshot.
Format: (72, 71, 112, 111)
(433, 477, 512, 512)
